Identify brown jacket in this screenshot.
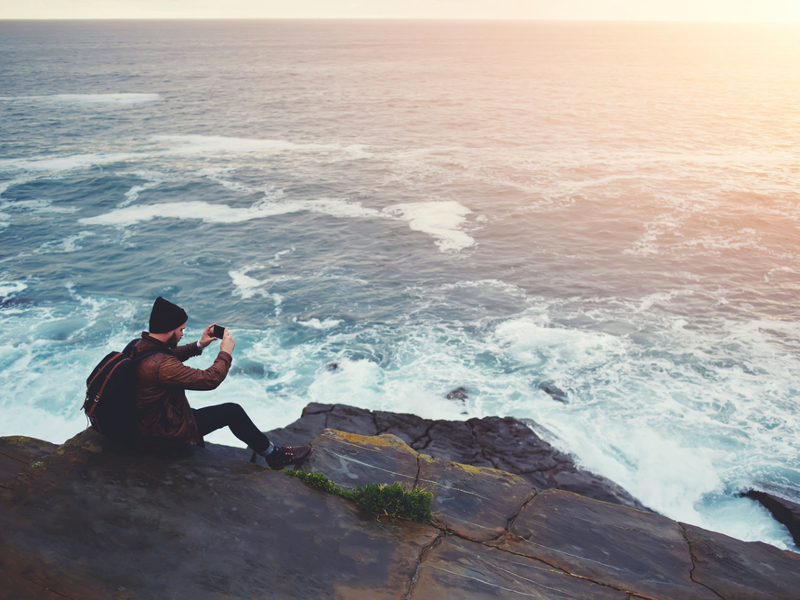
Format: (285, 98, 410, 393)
(132, 332, 232, 446)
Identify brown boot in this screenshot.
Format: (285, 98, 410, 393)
(265, 445, 313, 470)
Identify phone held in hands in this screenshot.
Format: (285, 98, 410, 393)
(212, 324, 225, 339)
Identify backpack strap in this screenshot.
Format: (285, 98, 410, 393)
(124, 339, 167, 363)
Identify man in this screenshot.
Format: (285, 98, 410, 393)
(130, 296, 312, 469)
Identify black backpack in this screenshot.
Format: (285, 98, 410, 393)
(82, 340, 163, 442)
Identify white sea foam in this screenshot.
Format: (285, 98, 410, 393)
(34, 232, 92, 254)
(0, 281, 27, 297)
(0, 153, 139, 174)
(293, 317, 343, 330)
(80, 197, 473, 253)
(118, 171, 172, 208)
(0, 292, 141, 443)
(228, 265, 295, 315)
(154, 135, 342, 156)
(384, 201, 474, 252)
(0, 199, 78, 215)
(80, 198, 383, 226)
(1, 93, 159, 105)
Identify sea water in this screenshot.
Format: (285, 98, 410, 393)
(1, 20, 799, 552)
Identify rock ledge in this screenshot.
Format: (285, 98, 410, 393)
(1, 407, 799, 599)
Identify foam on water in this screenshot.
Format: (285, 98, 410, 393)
(79, 196, 475, 253)
(0, 199, 79, 215)
(79, 198, 377, 225)
(0, 153, 140, 174)
(228, 264, 292, 312)
(384, 202, 475, 252)
(1, 93, 160, 105)
(118, 171, 173, 208)
(0, 281, 27, 298)
(293, 317, 343, 330)
(34, 232, 92, 254)
(153, 134, 348, 155)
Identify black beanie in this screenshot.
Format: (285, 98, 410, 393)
(149, 296, 188, 334)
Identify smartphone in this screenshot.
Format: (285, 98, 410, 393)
(212, 324, 225, 339)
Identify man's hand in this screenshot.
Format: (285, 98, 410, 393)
(220, 328, 235, 355)
(199, 324, 216, 349)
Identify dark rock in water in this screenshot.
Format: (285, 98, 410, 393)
(268, 402, 646, 510)
(326, 362, 340, 372)
(538, 380, 568, 403)
(445, 387, 468, 401)
(742, 490, 800, 547)
(229, 360, 266, 377)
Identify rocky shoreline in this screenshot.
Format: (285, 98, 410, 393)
(1, 403, 799, 599)
(265, 402, 647, 510)
(272, 402, 800, 545)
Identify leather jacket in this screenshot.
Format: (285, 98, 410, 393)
(131, 332, 232, 446)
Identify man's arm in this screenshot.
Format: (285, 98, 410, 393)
(157, 351, 232, 391)
(158, 327, 236, 390)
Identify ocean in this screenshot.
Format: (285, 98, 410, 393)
(1, 19, 799, 552)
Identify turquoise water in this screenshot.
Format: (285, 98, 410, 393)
(1, 20, 799, 551)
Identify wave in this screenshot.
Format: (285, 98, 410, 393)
(0, 93, 160, 105)
(384, 201, 474, 252)
(293, 317, 343, 330)
(80, 197, 475, 252)
(0, 153, 139, 174)
(0, 134, 366, 176)
(0, 281, 27, 298)
(153, 134, 367, 157)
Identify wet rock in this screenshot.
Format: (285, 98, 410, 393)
(682, 522, 800, 600)
(270, 403, 646, 510)
(538, 379, 568, 403)
(741, 489, 800, 547)
(411, 535, 629, 600)
(493, 489, 718, 600)
(445, 387, 468, 401)
(304, 429, 535, 543)
(327, 362, 340, 372)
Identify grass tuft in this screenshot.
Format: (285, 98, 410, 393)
(285, 469, 432, 524)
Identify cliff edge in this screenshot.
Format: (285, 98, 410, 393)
(1, 407, 799, 599)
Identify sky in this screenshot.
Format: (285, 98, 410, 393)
(1, 0, 800, 22)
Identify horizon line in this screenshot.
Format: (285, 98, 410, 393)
(1, 17, 800, 25)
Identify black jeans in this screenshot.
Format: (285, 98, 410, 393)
(192, 403, 271, 454)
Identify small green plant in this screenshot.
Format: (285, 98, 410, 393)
(286, 469, 432, 524)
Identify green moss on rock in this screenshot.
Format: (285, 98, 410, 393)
(286, 469, 432, 524)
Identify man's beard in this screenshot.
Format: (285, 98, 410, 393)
(167, 331, 181, 349)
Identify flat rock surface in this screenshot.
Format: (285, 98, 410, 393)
(0, 431, 437, 600)
(2, 424, 800, 600)
(304, 429, 537, 543)
(409, 535, 630, 600)
(268, 402, 646, 510)
(683, 522, 800, 600)
(493, 489, 718, 600)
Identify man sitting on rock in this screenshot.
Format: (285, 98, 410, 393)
(131, 296, 312, 469)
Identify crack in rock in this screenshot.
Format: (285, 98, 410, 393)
(404, 530, 447, 599)
(409, 423, 436, 452)
(19, 574, 78, 600)
(679, 523, 726, 600)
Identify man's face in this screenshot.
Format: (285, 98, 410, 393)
(168, 323, 187, 348)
